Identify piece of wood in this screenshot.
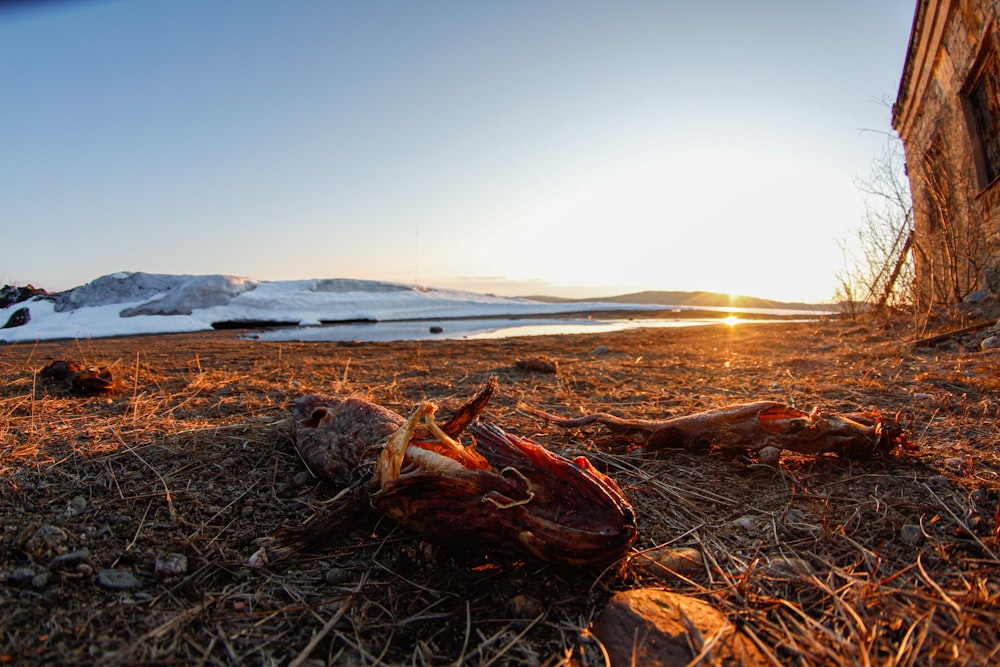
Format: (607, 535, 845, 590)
(910, 320, 993, 347)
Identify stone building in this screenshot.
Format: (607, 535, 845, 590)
(893, 0, 1000, 304)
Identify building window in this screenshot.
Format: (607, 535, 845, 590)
(963, 33, 1000, 188)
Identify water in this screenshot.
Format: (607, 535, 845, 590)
(250, 314, 821, 343)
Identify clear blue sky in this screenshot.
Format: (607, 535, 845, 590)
(1, 0, 916, 302)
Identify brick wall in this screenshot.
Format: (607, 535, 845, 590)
(893, 0, 1000, 303)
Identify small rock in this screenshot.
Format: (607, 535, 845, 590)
(982, 336, 1000, 351)
(592, 588, 766, 667)
(65, 495, 89, 517)
(248, 547, 268, 568)
(944, 457, 966, 470)
(97, 568, 141, 591)
(589, 344, 611, 356)
(964, 289, 990, 303)
(638, 547, 704, 582)
(50, 548, 91, 568)
(516, 355, 559, 373)
(324, 567, 350, 585)
(293, 470, 316, 487)
(428, 325, 444, 334)
(76, 563, 93, 576)
(972, 488, 992, 506)
(763, 556, 814, 577)
(509, 593, 544, 618)
(757, 446, 781, 467)
(31, 572, 52, 589)
(899, 524, 925, 546)
(22, 524, 70, 560)
(8, 567, 36, 586)
(912, 392, 935, 401)
(154, 552, 188, 578)
(731, 515, 758, 532)
(783, 508, 808, 525)
(84, 525, 112, 541)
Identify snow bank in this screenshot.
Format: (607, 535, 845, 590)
(0, 272, 663, 342)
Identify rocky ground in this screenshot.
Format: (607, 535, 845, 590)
(1, 316, 998, 666)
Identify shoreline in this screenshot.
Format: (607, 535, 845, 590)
(0, 306, 839, 345)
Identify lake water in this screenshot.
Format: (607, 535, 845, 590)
(250, 314, 821, 343)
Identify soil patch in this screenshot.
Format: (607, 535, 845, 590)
(1, 319, 998, 665)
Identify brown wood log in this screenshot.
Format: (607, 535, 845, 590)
(910, 320, 993, 347)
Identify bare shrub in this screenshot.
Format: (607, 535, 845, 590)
(836, 133, 916, 317)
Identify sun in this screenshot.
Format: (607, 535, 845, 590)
(723, 314, 740, 326)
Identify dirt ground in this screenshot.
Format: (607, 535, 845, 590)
(1, 317, 998, 666)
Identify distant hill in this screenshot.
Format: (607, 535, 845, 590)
(523, 290, 831, 312)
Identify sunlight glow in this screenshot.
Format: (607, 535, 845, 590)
(724, 315, 740, 326)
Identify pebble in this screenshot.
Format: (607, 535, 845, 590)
(981, 336, 1000, 351)
(731, 515, 758, 532)
(428, 326, 444, 334)
(964, 289, 990, 303)
(97, 568, 142, 591)
(248, 547, 269, 568)
(154, 552, 188, 578)
(31, 572, 52, 589)
(8, 567, 36, 586)
(508, 593, 544, 618)
(65, 495, 89, 517)
(23, 524, 70, 560)
(324, 567, 350, 585)
(944, 457, 967, 470)
(50, 548, 91, 568)
(763, 556, 814, 577)
(757, 446, 781, 467)
(589, 344, 611, 356)
(899, 524, 925, 546)
(293, 470, 316, 487)
(972, 488, 992, 506)
(783, 508, 809, 524)
(638, 547, 704, 582)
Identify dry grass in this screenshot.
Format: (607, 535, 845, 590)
(1, 321, 999, 665)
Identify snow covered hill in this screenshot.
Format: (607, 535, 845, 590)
(0, 272, 664, 342)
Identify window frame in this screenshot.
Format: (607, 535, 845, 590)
(961, 24, 1000, 191)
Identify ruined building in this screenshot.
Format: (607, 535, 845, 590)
(893, 0, 1000, 304)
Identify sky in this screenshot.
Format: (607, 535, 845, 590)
(0, 0, 917, 303)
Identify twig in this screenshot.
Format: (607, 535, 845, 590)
(288, 585, 360, 667)
(451, 601, 472, 667)
(480, 614, 543, 667)
(114, 431, 177, 524)
(911, 321, 993, 347)
(916, 554, 962, 614)
(923, 482, 1000, 564)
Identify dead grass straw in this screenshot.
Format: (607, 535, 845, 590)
(1, 322, 998, 664)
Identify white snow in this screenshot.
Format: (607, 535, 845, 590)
(0, 272, 672, 343)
